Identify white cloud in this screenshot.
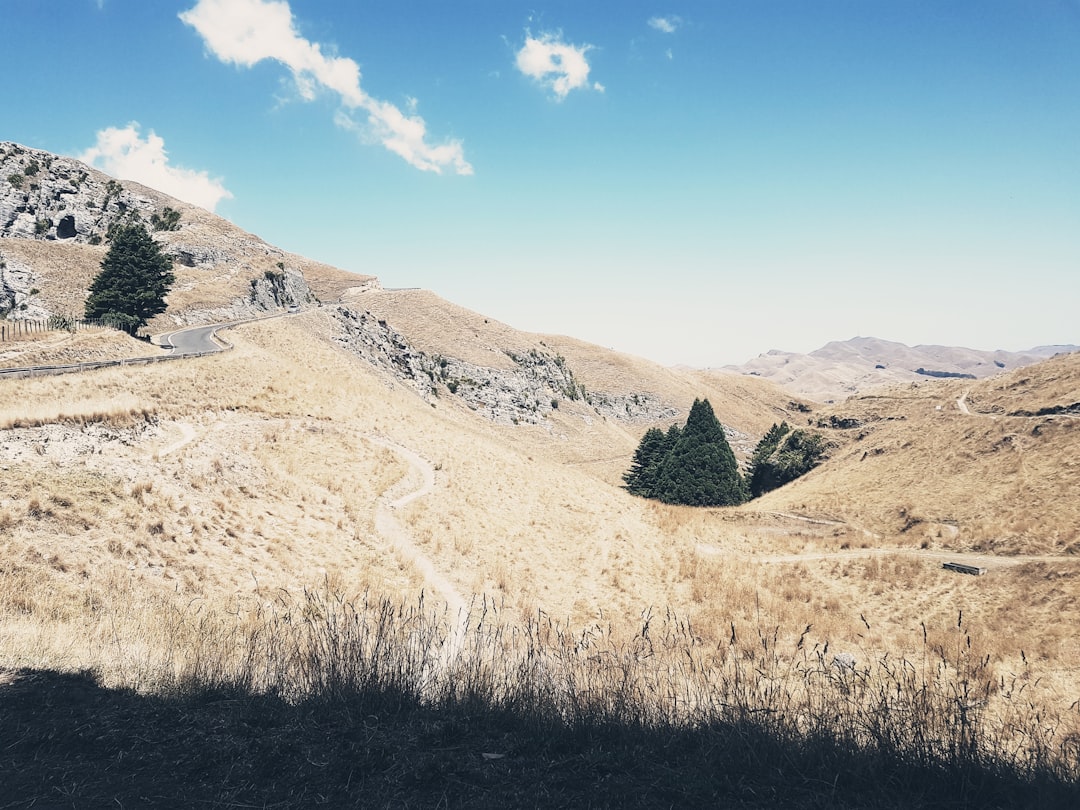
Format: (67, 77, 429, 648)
(515, 31, 600, 100)
(648, 16, 681, 34)
(179, 0, 472, 175)
(79, 124, 233, 212)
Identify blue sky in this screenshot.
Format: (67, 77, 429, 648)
(4, 0, 1078, 365)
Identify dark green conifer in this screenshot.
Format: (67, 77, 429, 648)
(623, 424, 682, 497)
(653, 398, 748, 506)
(623, 427, 667, 496)
(747, 421, 792, 497)
(747, 422, 827, 498)
(85, 221, 174, 333)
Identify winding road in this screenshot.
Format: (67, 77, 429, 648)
(156, 323, 233, 355)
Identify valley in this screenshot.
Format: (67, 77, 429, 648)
(1, 142, 1078, 805)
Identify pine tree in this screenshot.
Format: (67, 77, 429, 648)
(623, 427, 666, 496)
(623, 424, 680, 497)
(653, 398, 748, 506)
(747, 422, 827, 498)
(747, 421, 792, 497)
(85, 221, 174, 333)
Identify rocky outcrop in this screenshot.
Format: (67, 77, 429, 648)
(331, 304, 695, 428)
(584, 390, 679, 423)
(0, 251, 49, 319)
(248, 268, 314, 311)
(1, 143, 157, 244)
(331, 305, 439, 399)
(0, 142, 372, 327)
(434, 348, 582, 425)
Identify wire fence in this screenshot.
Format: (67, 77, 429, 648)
(0, 317, 118, 342)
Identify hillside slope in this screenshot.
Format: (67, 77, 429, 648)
(750, 353, 1080, 554)
(2, 315, 1078, 694)
(350, 288, 810, 484)
(0, 141, 376, 327)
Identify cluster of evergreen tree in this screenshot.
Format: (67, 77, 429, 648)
(625, 406, 829, 507)
(745, 421, 827, 498)
(623, 398, 748, 506)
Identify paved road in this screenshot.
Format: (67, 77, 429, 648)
(156, 323, 231, 355)
(1, 310, 302, 379)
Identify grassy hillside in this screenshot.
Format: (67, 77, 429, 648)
(1, 310, 1078, 807)
(753, 357, 1080, 555)
(2, 145, 1078, 805)
(1, 312, 1077, 675)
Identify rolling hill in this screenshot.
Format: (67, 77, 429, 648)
(726, 335, 1078, 402)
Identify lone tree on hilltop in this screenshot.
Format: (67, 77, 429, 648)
(624, 399, 747, 507)
(85, 221, 174, 334)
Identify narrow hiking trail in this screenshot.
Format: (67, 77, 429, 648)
(956, 390, 992, 418)
(157, 422, 199, 457)
(695, 543, 1076, 571)
(368, 436, 469, 645)
(151, 418, 469, 631)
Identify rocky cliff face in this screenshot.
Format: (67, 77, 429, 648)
(330, 304, 683, 427)
(0, 251, 50, 319)
(1, 142, 692, 432)
(1, 143, 150, 244)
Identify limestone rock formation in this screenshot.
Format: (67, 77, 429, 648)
(0, 251, 50, 319)
(1, 143, 155, 244)
(330, 304, 689, 428)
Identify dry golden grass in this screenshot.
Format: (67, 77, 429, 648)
(752, 364, 1080, 555)
(966, 351, 1080, 415)
(0, 309, 1078, 746)
(0, 238, 104, 318)
(0, 328, 165, 370)
(5, 154, 1078, 776)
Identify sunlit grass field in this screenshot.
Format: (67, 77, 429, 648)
(1, 314, 1078, 806)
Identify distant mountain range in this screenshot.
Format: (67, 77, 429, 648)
(724, 336, 1079, 402)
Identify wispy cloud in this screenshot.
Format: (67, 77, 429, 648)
(648, 16, 681, 34)
(179, 0, 472, 175)
(79, 124, 233, 212)
(515, 31, 602, 100)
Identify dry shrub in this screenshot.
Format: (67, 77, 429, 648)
(130, 481, 153, 500)
(68, 588, 1067, 794)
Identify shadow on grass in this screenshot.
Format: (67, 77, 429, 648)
(2, 667, 1076, 809)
